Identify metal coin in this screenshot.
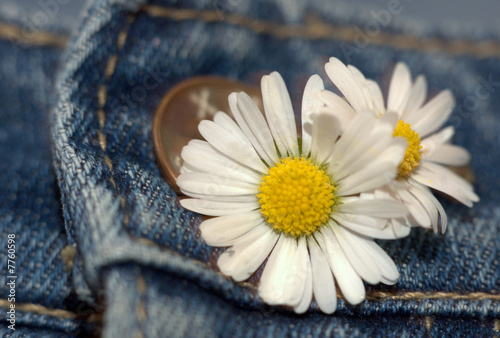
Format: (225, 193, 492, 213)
(153, 76, 262, 194)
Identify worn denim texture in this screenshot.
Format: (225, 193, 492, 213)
(0, 15, 98, 336)
(1, 0, 499, 336)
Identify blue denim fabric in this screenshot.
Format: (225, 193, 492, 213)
(51, 1, 500, 337)
(2, 0, 498, 337)
(0, 8, 98, 336)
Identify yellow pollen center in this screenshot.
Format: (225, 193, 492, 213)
(393, 120, 422, 179)
(258, 157, 336, 237)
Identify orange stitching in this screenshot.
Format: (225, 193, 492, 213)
(97, 13, 136, 191)
(0, 21, 67, 48)
(129, 236, 500, 302)
(425, 316, 433, 338)
(61, 245, 77, 271)
(134, 274, 147, 338)
(142, 5, 500, 59)
(0, 299, 75, 319)
(0, 299, 101, 322)
(494, 319, 500, 333)
(364, 291, 500, 301)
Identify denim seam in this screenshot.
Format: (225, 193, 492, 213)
(364, 291, 500, 301)
(128, 230, 500, 301)
(96, 14, 150, 337)
(0, 299, 82, 321)
(135, 274, 147, 338)
(96, 12, 136, 226)
(125, 236, 500, 302)
(425, 316, 432, 336)
(0, 21, 68, 48)
(142, 4, 500, 59)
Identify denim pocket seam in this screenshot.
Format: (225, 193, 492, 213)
(136, 273, 147, 333)
(95, 15, 155, 330)
(365, 290, 500, 301)
(141, 4, 500, 59)
(0, 299, 99, 322)
(0, 20, 68, 48)
(128, 236, 500, 302)
(96, 12, 137, 231)
(424, 316, 432, 334)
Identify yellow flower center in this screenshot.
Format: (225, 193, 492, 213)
(393, 120, 422, 179)
(258, 157, 336, 237)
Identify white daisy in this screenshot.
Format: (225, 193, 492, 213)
(318, 58, 479, 235)
(177, 72, 409, 314)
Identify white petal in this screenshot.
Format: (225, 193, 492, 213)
(218, 225, 278, 281)
(308, 236, 337, 314)
(337, 140, 407, 196)
(360, 240, 400, 285)
(200, 211, 264, 246)
(310, 112, 341, 164)
(261, 77, 287, 157)
(180, 162, 199, 174)
(338, 199, 407, 218)
(179, 198, 258, 216)
(319, 225, 366, 305)
(391, 181, 431, 228)
(404, 75, 427, 117)
(330, 129, 380, 180)
(181, 142, 261, 184)
(282, 237, 309, 307)
(338, 163, 395, 196)
(301, 74, 325, 157)
(347, 64, 367, 83)
(388, 218, 412, 238)
(404, 194, 432, 228)
(198, 120, 268, 173)
(328, 112, 376, 175)
(332, 214, 407, 239)
(229, 92, 279, 165)
(414, 162, 479, 206)
(325, 57, 369, 111)
(177, 172, 258, 196)
(408, 179, 448, 233)
(213, 111, 252, 146)
(293, 251, 313, 314)
(179, 191, 257, 203)
(378, 111, 400, 129)
(331, 116, 396, 180)
(258, 236, 292, 305)
(366, 79, 385, 116)
(334, 212, 386, 229)
(261, 72, 299, 157)
(316, 90, 357, 129)
(259, 236, 308, 306)
(409, 90, 455, 138)
(348, 65, 374, 111)
(332, 226, 381, 285)
(422, 144, 471, 166)
(387, 62, 412, 116)
(407, 184, 438, 230)
(421, 126, 455, 146)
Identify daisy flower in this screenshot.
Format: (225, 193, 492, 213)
(317, 58, 479, 235)
(177, 72, 408, 314)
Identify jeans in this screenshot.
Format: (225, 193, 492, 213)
(1, 0, 499, 337)
(0, 3, 95, 336)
